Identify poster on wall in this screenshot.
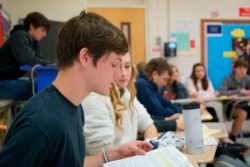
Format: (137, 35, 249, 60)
(201, 20, 250, 90)
(171, 18, 198, 56)
(0, 4, 11, 46)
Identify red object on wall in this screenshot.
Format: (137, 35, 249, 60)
(0, 12, 4, 46)
(0, 4, 11, 47)
(190, 40, 196, 48)
(239, 7, 250, 17)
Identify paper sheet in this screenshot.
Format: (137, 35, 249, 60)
(103, 146, 193, 167)
(204, 136, 218, 146)
(203, 128, 221, 140)
(201, 124, 219, 145)
(201, 112, 213, 121)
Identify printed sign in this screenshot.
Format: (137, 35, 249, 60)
(239, 7, 250, 17)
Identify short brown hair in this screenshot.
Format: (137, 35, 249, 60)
(56, 11, 128, 69)
(234, 59, 249, 68)
(143, 57, 172, 80)
(24, 12, 50, 32)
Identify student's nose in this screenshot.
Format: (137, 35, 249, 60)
(114, 67, 122, 79)
(121, 66, 127, 76)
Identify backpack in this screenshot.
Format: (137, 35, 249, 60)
(214, 154, 249, 167)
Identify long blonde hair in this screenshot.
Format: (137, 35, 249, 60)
(109, 84, 126, 131)
(109, 52, 138, 131)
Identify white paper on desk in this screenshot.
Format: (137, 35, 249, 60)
(201, 125, 218, 146)
(182, 136, 217, 146)
(204, 136, 217, 146)
(201, 112, 213, 121)
(202, 124, 221, 140)
(202, 124, 208, 129)
(103, 146, 193, 167)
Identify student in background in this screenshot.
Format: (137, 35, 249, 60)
(0, 12, 52, 100)
(163, 64, 188, 100)
(137, 61, 185, 131)
(135, 57, 182, 117)
(136, 61, 147, 76)
(220, 59, 250, 142)
(185, 63, 219, 122)
(82, 52, 158, 156)
(136, 62, 184, 132)
(0, 11, 152, 167)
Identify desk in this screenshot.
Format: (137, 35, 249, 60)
(186, 155, 199, 167)
(20, 65, 58, 92)
(173, 97, 250, 122)
(172, 97, 222, 104)
(205, 122, 228, 138)
(181, 145, 217, 164)
(175, 123, 228, 139)
(175, 123, 228, 164)
(172, 96, 250, 104)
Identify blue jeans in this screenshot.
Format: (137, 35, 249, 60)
(0, 79, 33, 100)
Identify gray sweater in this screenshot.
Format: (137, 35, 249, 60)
(219, 73, 250, 96)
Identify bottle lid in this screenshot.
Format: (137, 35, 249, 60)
(182, 102, 200, 109)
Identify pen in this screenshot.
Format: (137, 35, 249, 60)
(157, 132, 167, 140)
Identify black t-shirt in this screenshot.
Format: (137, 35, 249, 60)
(0, 85, 85, 167)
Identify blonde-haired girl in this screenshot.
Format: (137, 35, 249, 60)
(81, 52, 157, 155)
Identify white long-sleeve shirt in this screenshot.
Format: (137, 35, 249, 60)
(81, 88, 153, 155)
(185, 77, 216, 99)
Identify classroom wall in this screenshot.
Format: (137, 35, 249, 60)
(2, 0, 250, 81)
(1, 0, 85, 23)
(147, 0, 250, 82)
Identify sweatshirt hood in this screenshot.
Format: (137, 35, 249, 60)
(10, 25, 25, 35)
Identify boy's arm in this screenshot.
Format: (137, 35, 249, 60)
(219, 77, 239, 96)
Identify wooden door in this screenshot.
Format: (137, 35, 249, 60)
(87, 7, 145, 65)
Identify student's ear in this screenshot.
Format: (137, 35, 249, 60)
(152, 70, 158, 79)
(29, 23, 35, 31)
(79, 48, 89, 67)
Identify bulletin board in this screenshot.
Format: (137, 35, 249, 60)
(201, 19, 250, 90)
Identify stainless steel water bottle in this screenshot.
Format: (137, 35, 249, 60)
(182, 102, 204, 154)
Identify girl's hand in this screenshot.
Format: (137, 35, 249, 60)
(214, 91, 220, 97)
(200, 104, 206, 113)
